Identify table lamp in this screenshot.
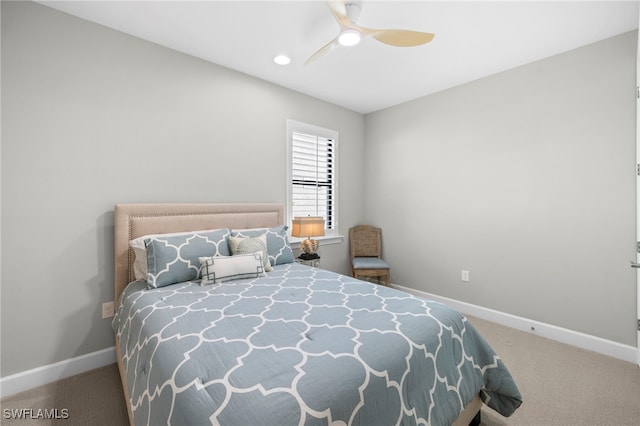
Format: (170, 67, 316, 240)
(291, 216, 325, 260)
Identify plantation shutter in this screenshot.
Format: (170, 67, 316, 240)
(291, 131, 335, 230)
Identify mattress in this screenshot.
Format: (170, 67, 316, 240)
(113, 262, 521, 425)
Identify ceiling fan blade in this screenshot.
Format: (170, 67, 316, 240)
(305, 37, 341, 65)
(366, 28, 435, 47)
(326, 0, 353, 29)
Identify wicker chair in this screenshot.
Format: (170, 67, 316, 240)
(349, 225, 390, 286)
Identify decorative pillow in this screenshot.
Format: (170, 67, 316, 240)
(199, 253, 265, 285)
(130, 230, 203, 280)
(230, 225, 294, 265)
(145, 228, 231, 288)
(129, 238, 148, 281)
(228, 235, 272, 272)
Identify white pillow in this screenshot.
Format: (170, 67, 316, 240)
(199, 253, 266, 285)
(228, 234, 272, 272)
(129, 237, 150, 281)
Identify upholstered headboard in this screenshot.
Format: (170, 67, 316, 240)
(113, 203, 285, 302)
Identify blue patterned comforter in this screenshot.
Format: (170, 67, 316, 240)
(113, 263, 521, 425)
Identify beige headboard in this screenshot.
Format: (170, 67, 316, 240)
(114, 203, 285, 302)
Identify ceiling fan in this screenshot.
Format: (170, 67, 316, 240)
(305, 0, 435, 65)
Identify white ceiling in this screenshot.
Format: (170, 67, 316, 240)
(39, 1, 639, 114)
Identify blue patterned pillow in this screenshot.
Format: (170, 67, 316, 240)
(145, 228, 231, 288)
(230, 225, 294, 265)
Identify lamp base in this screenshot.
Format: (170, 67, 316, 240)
(298, 252, 320, 260)
(299, 238, 319, 255)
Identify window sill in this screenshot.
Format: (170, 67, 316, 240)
(289, 235, 344, 246)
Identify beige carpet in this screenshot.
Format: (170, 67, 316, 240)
(468, 316, 640, 426)
(0, 363, 128, 426)
(1, 316, 638, 425)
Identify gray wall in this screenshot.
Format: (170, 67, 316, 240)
(365, 31, 637, 346)
(1, 1, 364, 377)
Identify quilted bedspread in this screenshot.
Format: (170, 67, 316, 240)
(113, 263, 521, 426)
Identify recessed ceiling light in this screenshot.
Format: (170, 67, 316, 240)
(338, 29, 361, 47)
(273, 54, 291, 65)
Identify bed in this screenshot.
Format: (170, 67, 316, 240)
(113, 203, 522, 426)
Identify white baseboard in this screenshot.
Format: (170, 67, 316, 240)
(392, 284, 639, 365)
(0, 347, 116, 399)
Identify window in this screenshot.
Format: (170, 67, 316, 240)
(287, 120, 338, 237)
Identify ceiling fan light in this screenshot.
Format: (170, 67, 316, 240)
(338, 29, 361, 46)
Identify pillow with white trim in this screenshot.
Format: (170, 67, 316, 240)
(145, 228, 231, 288)
(199, 253, 266, 285)
(228, 234, 272, 272)
(230, 225, 294, 265)
(130, 230, 214, 281)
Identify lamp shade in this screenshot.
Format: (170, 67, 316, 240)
(291, 217, 325, 238)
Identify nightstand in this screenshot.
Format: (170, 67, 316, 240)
(295, 256, 320, 268)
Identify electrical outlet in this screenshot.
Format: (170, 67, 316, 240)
(461, 270, 470, 282)
(102, 301, 115, 319)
